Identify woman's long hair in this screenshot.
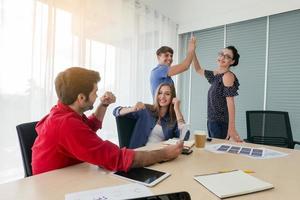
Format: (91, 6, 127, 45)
(145, 83, 177, 126)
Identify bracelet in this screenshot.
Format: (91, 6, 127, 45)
(101, 103, 109, 107)
(177, 118, 185, 123)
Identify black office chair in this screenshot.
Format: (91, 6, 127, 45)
(115, 116, 137, 148)
(246, 111, 300, 149)
(16, 121, 38, 177)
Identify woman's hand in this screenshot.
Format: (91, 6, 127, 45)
(172, 98, 180, 110)
(188, 36, 196, 53)
(132, 102, 145, 112)
(172, 98, 185, 125)
(226, 127, 242, 142)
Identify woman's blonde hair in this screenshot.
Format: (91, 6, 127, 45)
(145, 83, 177, 126)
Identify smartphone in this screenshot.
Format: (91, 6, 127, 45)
(128, 191, 191, 200)
(182, 147, 193, 155)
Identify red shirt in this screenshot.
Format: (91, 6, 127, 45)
(32, 102, 134, 175)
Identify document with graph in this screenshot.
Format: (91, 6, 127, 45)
(205, 143, 288, 159)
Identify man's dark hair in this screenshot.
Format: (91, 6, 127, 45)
(55, 67, 100, 105)
(156, 46, 174, 56)
(226, 46, 240, 67)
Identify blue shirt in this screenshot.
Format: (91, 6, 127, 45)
(205, 70, 240, 123)
(113, 106, 180, 148)
(150, 64, 174, 98)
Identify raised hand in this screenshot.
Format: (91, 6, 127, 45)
(100, 91, 116, 106)
(172, 97, 180, 110)
(188, 36, 196, 53)
(132, 102, 145, 112)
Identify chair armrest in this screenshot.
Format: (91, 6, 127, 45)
(294, 140, 300, 146)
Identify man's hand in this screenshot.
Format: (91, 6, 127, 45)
(188, 36, 196, 53)
(131, 141, 184, 168)
(162, 141, 184, 161)
(100, 91, 116, 107)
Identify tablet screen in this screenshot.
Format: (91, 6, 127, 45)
(114, 167, 167, 185)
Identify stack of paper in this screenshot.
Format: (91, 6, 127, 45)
(163, 138, 194, 148)
(194, 170, 273, 198)
(65, 183, 153, 200)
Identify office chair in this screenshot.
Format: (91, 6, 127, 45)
(115, 116, 137, 148)
(16, 121, 38, 177)
(246, 111, 300, 149)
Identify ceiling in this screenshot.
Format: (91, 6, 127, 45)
(140, 0, 300, 33)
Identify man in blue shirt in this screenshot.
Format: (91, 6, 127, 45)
(150, 37, 196, 98)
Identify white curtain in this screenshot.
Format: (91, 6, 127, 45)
(0, 0, 178, 182)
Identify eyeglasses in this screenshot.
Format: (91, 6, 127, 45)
(218, 52, 233, 60)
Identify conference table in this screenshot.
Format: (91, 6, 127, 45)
(0, 139, 300, 199)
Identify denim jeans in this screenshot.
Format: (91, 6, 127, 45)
(207, 120, 228, 139)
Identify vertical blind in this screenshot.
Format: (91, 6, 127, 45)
(190, 27, 224, 132)
(178, 9, 300, 140)
(177, 33, 190, 121)
(226, 17, 267, 136)
(267, 10, 300, 141)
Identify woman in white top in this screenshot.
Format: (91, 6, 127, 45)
(113, 83, 188, 148)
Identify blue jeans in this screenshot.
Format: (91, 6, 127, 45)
(207, 121, 228, 139)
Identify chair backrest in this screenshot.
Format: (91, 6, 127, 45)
(16, 121, 38, 177)
(115, 116, 137, 148)
(246, 111, 294, 148)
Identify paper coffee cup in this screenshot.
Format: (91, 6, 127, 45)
(194, 130, 207, 148)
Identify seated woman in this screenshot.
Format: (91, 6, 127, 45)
(113, 83, 188, 148)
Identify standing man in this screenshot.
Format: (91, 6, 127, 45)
(150, 37, 196, 98)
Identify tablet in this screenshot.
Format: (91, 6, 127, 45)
(112, 167, 170, 187)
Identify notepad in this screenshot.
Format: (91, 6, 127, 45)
(163, 138, 195, 148)
(194, 170, 274, 199)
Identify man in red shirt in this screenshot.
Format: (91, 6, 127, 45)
(32, 67, 183, 175)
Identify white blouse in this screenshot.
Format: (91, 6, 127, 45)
(146, 124, 165, 145)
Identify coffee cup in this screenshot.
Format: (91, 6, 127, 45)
(194, 130, 207, 148)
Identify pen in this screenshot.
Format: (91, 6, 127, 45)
(243, 169, 255, 174)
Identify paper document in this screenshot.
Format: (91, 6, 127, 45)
(163, 138, 194, 148)
(65, 183, 153, 200)
(194, 170, 274, 198)
(205, 143, 288, 159)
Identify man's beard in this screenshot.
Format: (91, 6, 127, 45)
(83, 98, 94, 112)
(87, 105, 94, 110)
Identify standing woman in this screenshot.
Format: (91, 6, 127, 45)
(193, 45, 242, 142)
(113, 83, 188, 148)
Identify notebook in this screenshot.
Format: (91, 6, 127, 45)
(194, 170, 274, 199)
